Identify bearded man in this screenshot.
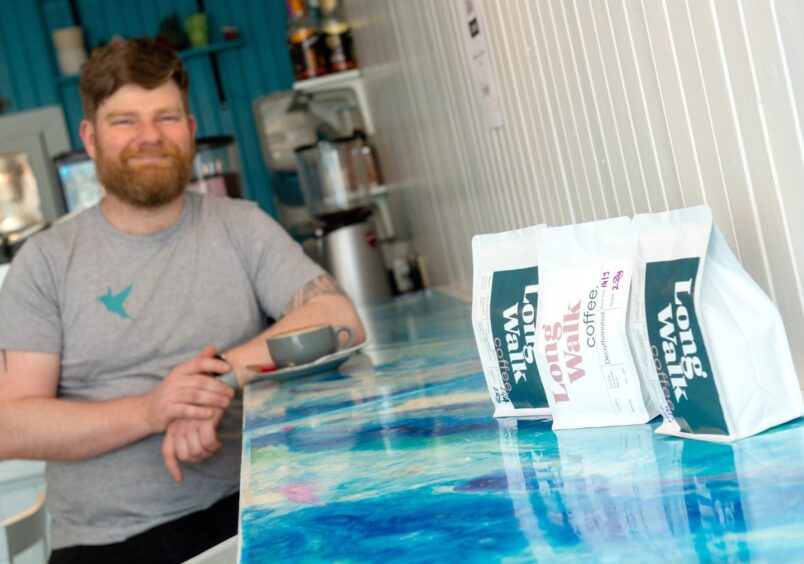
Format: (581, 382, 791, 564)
(0, 38, 364, 564)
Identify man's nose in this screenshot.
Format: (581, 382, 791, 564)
(137, 119, 163, 143)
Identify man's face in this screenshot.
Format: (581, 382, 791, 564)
(80, 81, 197, 208)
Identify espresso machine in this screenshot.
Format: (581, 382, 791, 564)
(254, 87, 423, 305)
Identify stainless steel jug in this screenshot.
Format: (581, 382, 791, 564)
(321, 209, 391, 306)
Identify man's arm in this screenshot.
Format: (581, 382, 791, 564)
(0, 349, 234, 461)
(223, 274, 366, 368)
(160, 274, 364, 481)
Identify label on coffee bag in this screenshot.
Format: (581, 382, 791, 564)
(539, 266, 643, 416)
(488, 267, 547, 409)
(644, 258, 728, 435)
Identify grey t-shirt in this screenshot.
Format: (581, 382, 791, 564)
(0, 192, 323, 548)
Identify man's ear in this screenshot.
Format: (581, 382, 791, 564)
(79, 119, 97, 159)
(187, 114, 197, 138)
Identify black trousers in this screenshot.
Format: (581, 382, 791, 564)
(49, 492, 239, 564)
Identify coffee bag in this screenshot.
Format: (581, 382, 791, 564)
(628, 205, 803, 442)
(534, 217, 660, 429)
(472, 226, 550, 417)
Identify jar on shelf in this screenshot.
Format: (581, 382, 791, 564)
(320, 0, 358, 73)
(286, 0, 328, 80)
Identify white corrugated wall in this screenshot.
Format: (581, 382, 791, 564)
(345, 0, 804, 384)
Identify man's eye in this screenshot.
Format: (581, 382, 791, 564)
(158, 115, 179, 122)
(112, 119, 134, 126)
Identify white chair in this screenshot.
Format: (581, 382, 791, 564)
(183, 535, 238, 564)
(1, 491, 48, 564)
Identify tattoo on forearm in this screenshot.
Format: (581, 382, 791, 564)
(283, 274, 347, 315)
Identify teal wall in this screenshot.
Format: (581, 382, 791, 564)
(0, 0, 293, 216)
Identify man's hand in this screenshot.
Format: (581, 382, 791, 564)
(158, 346, 234, 482)
(144, 346, 234, 434)
(162, 412, 224, 482)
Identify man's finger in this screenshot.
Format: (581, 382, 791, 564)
(171, 405, 216, 423)
(162, 432, 183, 483)
(169, 356, 230, 380)
(175, 430, 191, 462)
(187, 426, 205, 461)
(198, 423, 222, 455)
(172, 374, 235, 398)
(176, 388, 232, 409)
(199, 345, 218, 358)
(190, 357, 233, 379)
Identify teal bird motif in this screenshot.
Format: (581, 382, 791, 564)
(98, 284, 133, 319)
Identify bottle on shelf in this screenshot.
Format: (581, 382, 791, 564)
(320, 0, 358, 73)
(307, 0, 322, 25)
(286, 0, 328, 80)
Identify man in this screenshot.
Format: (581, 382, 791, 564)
(0, 38, 364, 563)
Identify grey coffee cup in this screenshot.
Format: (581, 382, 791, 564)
(267, 324, 354, 368)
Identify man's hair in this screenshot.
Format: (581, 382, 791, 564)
(79, 38, 190, 122)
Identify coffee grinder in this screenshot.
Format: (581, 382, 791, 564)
(294, 135, 392, 305)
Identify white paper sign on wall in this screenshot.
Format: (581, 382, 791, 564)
(456, 0, 504, 129)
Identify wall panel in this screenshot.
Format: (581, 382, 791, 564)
(345, 0, 804, 382)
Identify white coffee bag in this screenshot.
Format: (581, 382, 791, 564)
(472, 226, 550, 417)
(629, 205, 803, 442)
(534, 217, 659, 430)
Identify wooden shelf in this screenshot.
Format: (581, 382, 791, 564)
(54, 40, 244, 85)
(293, 68, 361, 92)
(179, 39, 243, 60)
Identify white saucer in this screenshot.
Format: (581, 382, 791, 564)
(248, 342, 367, 384)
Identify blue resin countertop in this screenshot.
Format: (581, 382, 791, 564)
(239, 290, 804, 562)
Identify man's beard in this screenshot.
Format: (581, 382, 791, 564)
(95, 139, 195, 208)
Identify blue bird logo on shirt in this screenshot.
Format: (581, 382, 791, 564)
(99, 284, 133, 319)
